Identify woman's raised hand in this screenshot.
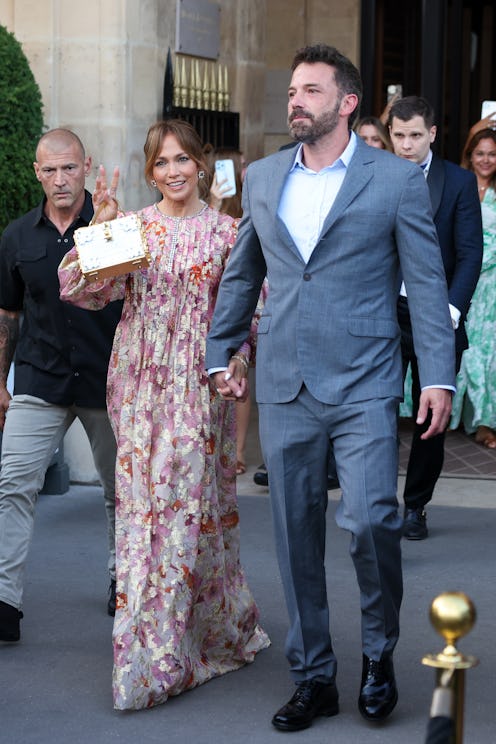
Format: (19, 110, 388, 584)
(92, 165, 120, 222)
(208, 172, 231, 211)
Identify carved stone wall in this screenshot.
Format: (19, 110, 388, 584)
(264, 0, 360, 154)
(1, 0, 360, 188)
(0, 0, 360, 480)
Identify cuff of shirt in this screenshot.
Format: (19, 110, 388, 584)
(421, 384, 456, 393)
(208, 367, 228, 376)
(449, 303, 461, 330)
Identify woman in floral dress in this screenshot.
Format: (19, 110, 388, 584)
(450, 128, 496, 446)
(59, 119, 269, 709)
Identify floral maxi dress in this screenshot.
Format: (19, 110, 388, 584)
(59, 204, 270, 710)
(450, 188, 496, 433)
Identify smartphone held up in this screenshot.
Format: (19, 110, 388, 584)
(481, 100, 496, 121)
(215, 159, 237, 197)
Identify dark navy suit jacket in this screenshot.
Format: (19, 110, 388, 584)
(426, 154, 483, 355)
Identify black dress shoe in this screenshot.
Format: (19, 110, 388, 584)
(358, 654, 398, 721)
(107, 579, 116, 617)
(272, 679, 339, 731)
(403, 507, 428, 540)
(253, 463, 268, 487)
(0, 600, 23, 642)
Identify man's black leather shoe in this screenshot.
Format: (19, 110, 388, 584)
(403, 507, 428, 540)
(0, 600, 23, 642)
(107, 579, 116, 617)
(358, 654, 398, 721)
(253, 464, 268, 487)
(272, 679, 339, 731)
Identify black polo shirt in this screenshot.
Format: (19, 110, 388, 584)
(0, 190, 122, 407)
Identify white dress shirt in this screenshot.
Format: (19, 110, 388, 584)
(278, 134, 357, 263)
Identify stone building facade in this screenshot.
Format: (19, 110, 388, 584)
(1, 0, 360, 481)
(1, 0, 360, 207)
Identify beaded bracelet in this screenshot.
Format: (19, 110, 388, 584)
(231, 353, 249, 370)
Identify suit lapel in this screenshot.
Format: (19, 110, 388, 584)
(426, 155, 444, 217)
(267, 147, 307, 261)
(318, 139, 375, 238)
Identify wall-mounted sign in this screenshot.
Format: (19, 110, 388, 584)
(175, 0, 220, 60)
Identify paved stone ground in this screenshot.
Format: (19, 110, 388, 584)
(398, 418, 496, 480)
(1, 410, 494, 743)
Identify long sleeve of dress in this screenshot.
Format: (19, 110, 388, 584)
(58, 246, 127, 310)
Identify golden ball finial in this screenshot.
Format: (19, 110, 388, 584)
(429, 592, 476, 655)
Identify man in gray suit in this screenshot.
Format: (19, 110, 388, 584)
(206, 44, 455, 732)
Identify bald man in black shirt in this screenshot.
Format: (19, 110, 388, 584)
(0, 129, 122, 642)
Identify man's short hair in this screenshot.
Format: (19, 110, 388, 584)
(291, 44, 363, 126)
(388, 96, 435, 129)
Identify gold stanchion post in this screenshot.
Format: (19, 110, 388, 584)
(422, 592, 478, 744)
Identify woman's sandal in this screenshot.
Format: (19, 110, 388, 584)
(236, 460, 246, 475)
(474, 426, 496, 449)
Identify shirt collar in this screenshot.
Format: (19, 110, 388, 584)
(34, 189, 94, 227)
(290, 131, 358, 173)
(419, 149, 433, 172)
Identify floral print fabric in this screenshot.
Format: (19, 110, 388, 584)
(450, 189, 496, 433)
(59, 203, 269, 710)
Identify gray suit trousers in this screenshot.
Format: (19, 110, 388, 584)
(258, 386, 403, 683)
(0, 395, 117, 609)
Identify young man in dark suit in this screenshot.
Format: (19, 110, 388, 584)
(389, 96, 483, 540)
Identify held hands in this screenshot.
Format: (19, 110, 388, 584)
(92, 164, 120, 223)
(417, 388, 453, 439)
(212, 357, 249, 402)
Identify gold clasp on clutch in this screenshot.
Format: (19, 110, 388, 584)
(103, 222, 113, 241)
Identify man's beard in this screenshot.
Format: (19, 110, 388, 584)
(288, 99, 342, 144)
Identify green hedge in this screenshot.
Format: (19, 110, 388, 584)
(0, 25, 44, 233)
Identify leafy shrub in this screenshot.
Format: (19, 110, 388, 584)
(0, 24, 44, 233)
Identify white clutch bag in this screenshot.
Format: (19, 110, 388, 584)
(74, 211, 150, 282)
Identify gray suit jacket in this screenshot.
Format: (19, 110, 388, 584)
(206, 137, 456, 405)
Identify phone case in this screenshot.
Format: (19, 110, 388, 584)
(481, 101, 496, 119)
(215, 159, 236, 197)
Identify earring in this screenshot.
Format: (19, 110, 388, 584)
(198, 171, 205, 180)
(150, 179, 157, 187)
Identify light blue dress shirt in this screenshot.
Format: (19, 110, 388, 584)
(277, 132, 357, 263)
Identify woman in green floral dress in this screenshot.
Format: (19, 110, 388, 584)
(450, 128, 496, 446)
